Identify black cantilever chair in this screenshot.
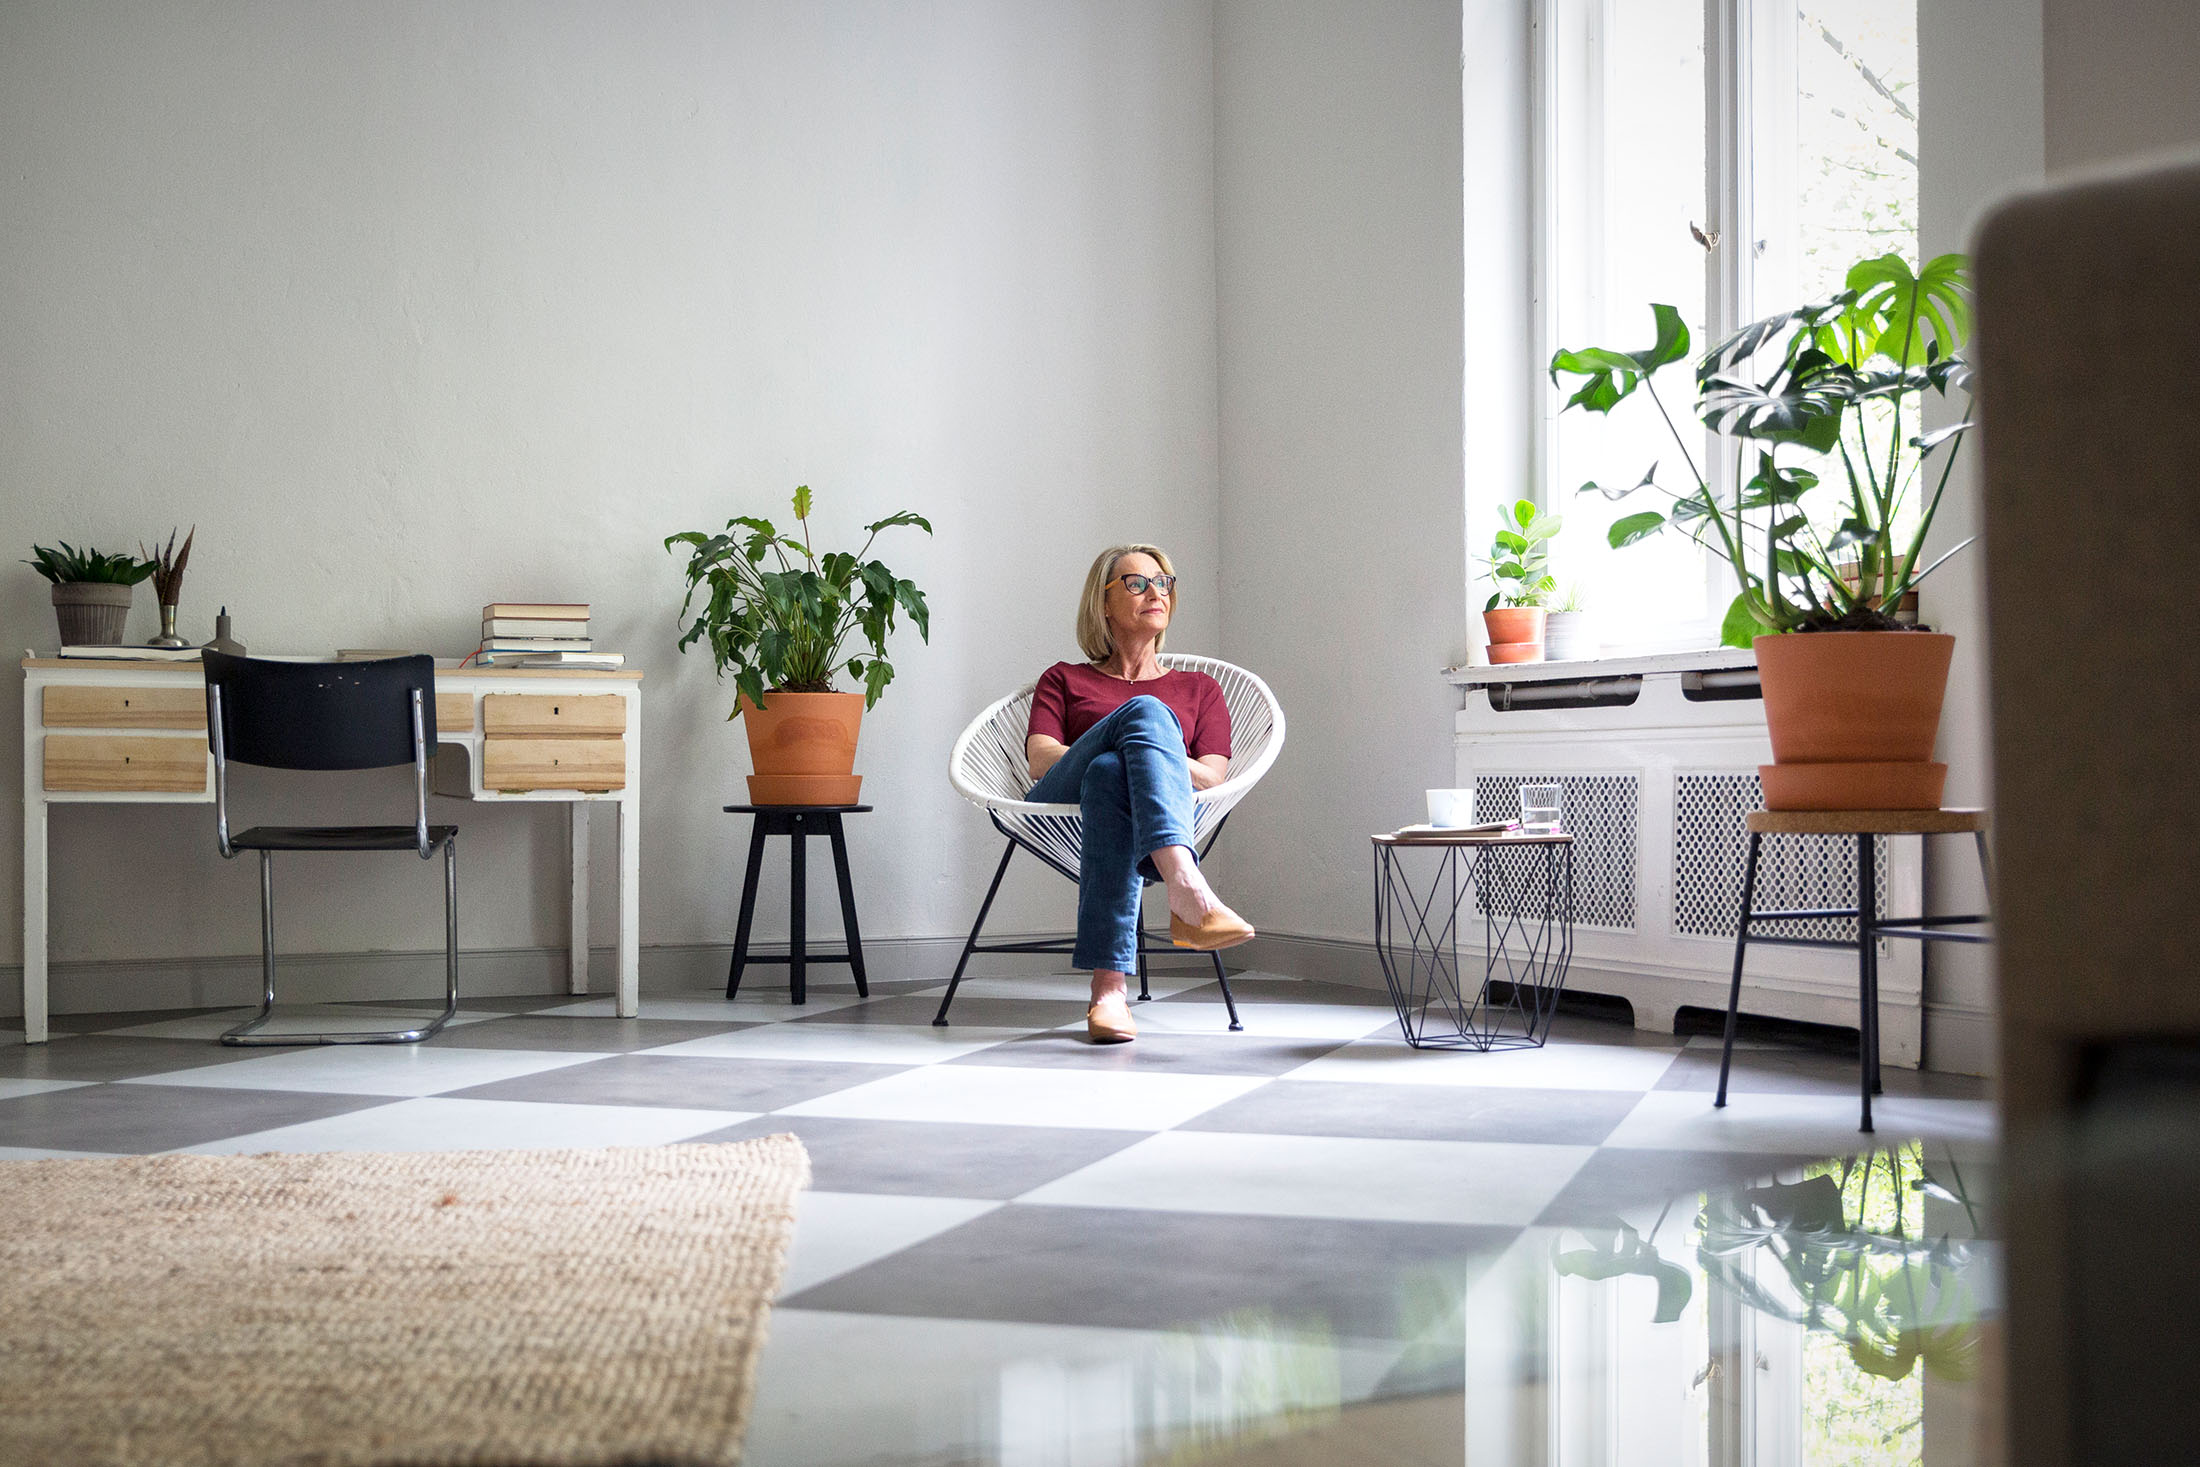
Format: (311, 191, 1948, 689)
(202, 650, 459, 1046)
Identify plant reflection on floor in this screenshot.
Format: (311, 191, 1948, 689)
(1548, 1141, 1988, 1464)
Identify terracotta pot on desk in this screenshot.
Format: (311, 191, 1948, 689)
(740, 690, 864, 805)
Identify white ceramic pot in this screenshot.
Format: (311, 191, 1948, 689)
(1544, 610, 1598, 662)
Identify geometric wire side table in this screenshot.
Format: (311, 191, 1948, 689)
(1372, 830, 1575, 1050)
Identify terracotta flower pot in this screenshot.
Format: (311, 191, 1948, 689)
(52, 582, 134, 646)
(1753, 631, 1955, 810)
(739, 690, 864, 805)
(1483, 606, 1546, 648)
(1486, 640, 1544, 665)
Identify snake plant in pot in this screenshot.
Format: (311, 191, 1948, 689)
(25, 542, 156, 646)
(1552, 253, 1973, 809)
(667, 487, 931, 805)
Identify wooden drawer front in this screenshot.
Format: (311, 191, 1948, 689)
(434, 692, 475, 733)
(482, 693, 626, 738)
(43, 685, 205, 731)
(45, 735, 208, 793)
(484, 737, 626, 791)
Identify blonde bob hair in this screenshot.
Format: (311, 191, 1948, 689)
(1075, 543, 1175, 663)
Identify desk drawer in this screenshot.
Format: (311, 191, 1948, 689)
(45, 735, 208, 793)
(483, 693, 626, 738)
(43, 686, 205, 730)
(434, 692, 475, 733)
(484, 737, 626, 792)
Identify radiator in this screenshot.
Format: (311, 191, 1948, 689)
(1450, 654, 1922, 1067)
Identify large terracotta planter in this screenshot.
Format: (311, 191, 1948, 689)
(1754, 632, 1955, 810)
(740, 690, 864, 805)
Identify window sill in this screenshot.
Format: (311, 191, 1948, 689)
(1442, 645, 1755, 689)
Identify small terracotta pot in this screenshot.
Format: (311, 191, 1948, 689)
(1483, 606, 1546, 648)
(740, 690, 864, 805)
(1754, 632, 1955, 810)
(1486, 640, 1545, 665)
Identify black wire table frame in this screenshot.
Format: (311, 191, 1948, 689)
(1371, 832, 1575, 1051)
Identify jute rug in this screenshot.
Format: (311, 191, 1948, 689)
(0, 1136, 810, 1467)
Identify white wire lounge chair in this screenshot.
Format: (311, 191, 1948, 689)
(933, 654, 1287, 1030)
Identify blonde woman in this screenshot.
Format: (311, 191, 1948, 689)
(1024, 544, 1255, 1043)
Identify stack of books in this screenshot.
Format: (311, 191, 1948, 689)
(479, 603, 625, 669)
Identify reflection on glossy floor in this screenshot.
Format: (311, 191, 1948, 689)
(0, 973, 1999, 1465)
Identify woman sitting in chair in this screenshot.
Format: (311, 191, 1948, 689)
(1025, 544, 1255, 1044)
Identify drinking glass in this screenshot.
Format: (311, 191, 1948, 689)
(1519, 783, 1562, 834)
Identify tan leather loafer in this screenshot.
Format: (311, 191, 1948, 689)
(1170, 904, 1256, 951)
(1086, 995, 1137, 1043)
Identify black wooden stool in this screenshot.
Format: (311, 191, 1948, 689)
(1716, 807, 1993, 1132)
(724, 804, 871, 1005)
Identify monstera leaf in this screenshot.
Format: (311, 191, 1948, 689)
(1550, 304, 1691, 414)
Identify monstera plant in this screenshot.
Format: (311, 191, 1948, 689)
(1551, 253, 1975, 810)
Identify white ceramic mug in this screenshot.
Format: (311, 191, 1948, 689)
(1425, 788, 1474, 828)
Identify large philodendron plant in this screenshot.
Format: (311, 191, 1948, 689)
(1552, 253, 1974, 647)
(666, 486, 931, 715)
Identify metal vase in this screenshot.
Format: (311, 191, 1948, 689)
(147, 602, 191, 649)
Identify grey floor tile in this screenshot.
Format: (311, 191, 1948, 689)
(425, 1016, 757, 1053)
(1654, 1047, 1991, 1100)
(443, 1055, 910, 1110)
(948, 1029, 1347, 1077)
(1178, 1080, 1641, 1145)
(784, 1203, 1515, 1338)
(40, 1007, 231, 1035)
(801, 994, 1092, 1030)
(1159, 976, 1395, 1008)
(693, 1114, 1148, 1198)
(0, 1082, 393, 1154)
(0, 1036, 265, 1083)
(360, 993, 579, 1014)
(1533, 1147, 1822, 1224)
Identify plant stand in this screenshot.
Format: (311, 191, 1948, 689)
(723, 804, 872, 1005)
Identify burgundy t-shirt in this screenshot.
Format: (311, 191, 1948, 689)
(1027, 662, 1232, 760)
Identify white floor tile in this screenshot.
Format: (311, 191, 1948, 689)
(102, 1006, 504, 1040)
(1021, 1130, 1591, 1226)
(1601, 1090, 1999, 1156)
(118, 1045, 607, 1097)
(910, 972, 1213, 1003)
(777, 1064, 1266, 1131)
(0, 1077, 94, 1101)
(1077, 1001, 1399, 1042)
(0, 1145, 109, 1160)
(777, 1191, 1001, 1298)
(1285, 1038, 1682, 1091)
(172, 1097, 755, 1155)
(640, 1023, 1028, 1066)
(539, 994, 865, 1023)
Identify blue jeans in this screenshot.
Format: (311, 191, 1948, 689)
(1025, 696, 1197, 975)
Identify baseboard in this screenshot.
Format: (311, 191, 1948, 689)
(0, 932, 1218, 1020)
(1921, 1001, 1999, 1078)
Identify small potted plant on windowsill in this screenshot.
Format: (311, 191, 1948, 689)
(1479, 498, 1561, 663)
(666, 486, 931, 805)
(1544, 583, 1598, 662)
(24, 542, 156, 646)
(1551, 253, 1972, 809)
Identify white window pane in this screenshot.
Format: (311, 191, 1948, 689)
(1546, 0, 1715, 649)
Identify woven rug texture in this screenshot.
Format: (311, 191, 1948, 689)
(0, 1135, 810, 1467)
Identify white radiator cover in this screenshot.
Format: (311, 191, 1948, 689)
(1451, 656, 1922, 1067)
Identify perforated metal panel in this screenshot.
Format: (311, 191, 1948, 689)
(1474, 773, 1638, 930)
(1673, 773, 1888, 941)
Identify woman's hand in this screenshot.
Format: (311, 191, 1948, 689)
(1189, 754, 1229, 792)
(1027, 735, 1069, 783)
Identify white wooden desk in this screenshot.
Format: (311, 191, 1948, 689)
(19, 658, 643, 1043)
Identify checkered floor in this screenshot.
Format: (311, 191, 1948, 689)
(2, 972, 1995, 1465)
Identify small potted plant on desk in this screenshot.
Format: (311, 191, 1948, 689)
(24, 542, 156, 646)
(1552, 253, 1973, 810)
(1479, 497, 1561, 663)
(666, 486, 931, 805)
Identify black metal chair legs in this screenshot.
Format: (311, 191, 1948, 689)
(931, 837, 1242, 1031)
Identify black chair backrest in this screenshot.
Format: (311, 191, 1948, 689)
(203, 651, 436, 771)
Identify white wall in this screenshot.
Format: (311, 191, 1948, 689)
(1, 0, 1218, 995)
(1212, 0, 1469, 945)
(2044, 0, 2200, 170)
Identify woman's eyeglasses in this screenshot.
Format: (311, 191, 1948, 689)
(1115, 573, 1175, 596)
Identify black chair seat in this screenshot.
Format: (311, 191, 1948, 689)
(230, 824, 458, 853)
